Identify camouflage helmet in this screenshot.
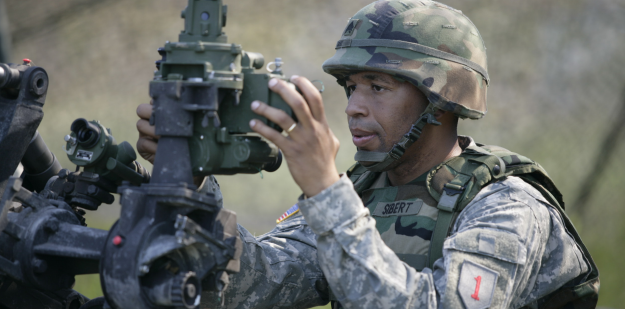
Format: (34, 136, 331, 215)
(322, 0, 489, 172)
(322, 0, 489, 120)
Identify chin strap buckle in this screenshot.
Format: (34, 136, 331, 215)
(423, 113, 442, 126)
(407, 112, 441, 140)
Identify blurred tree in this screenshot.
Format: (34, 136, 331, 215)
(0, 0, 10, 62)
(573, 87, 625, 218)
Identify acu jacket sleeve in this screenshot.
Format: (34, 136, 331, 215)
(198, 178, 329, 309)
(297, 175, 587, 309)
(200, 219, 329, 309)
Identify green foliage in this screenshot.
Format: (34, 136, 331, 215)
(74, 274, 103, 299)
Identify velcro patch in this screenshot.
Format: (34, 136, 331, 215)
(372, 200, 423, 217)
(458, 260, 499, 309)
(343, 19, 360, 36)
(444, 229, 527, 264)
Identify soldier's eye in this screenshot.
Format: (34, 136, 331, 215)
(347, 85, 356, 94)
(372, 84, 384, 92)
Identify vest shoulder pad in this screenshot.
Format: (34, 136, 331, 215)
(426, 144, 565, 211)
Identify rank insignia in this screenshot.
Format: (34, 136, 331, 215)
(458, 260, 499, 309)
(276, 204, 299, 224)
(343, 19, 360, 36)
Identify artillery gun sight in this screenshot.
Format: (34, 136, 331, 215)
(151, 0, 295, 177)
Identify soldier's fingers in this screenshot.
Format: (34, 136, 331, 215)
(290, 76, 326, 123)
(249, 119, 290, 150)
(136, 137, 158, 159)
(136, 119, 158, 139)
(268, 78, 312, 127)
(250, 101, 298, 135)
(137, 104, 153, 120)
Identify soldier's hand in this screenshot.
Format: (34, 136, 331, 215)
(250, 76, 340, 197)
(136, 101, 158, 164)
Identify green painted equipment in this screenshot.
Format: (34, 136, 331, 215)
(151, 0, 294, 176)
(65, 118, 147, 186)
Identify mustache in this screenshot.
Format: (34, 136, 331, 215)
(348, 119, 380, 133)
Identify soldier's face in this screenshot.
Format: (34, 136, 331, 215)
(345, 71, 427, 153)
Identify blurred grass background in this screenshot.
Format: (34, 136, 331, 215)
(2, 0, 624, 307)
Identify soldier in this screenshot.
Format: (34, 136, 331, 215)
(136, 1, 598, 308)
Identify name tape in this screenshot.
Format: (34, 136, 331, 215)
(372, 199, 423, 217)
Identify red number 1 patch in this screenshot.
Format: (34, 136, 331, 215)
(458, 261, 499, 309)
(471, 276, 481, 300)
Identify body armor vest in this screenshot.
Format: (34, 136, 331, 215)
(329, 141, 599, 309)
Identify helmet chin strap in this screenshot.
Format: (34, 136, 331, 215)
(354, 103, 441, 172)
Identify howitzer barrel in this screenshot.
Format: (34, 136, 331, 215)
(21, 131, 62, 192)
(0, 63, 21, 89)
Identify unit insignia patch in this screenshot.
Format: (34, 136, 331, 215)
(458, 260, 499, 309)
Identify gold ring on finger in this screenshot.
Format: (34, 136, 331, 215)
(286, 123, 297, 133)
(281, 123, 297, 137)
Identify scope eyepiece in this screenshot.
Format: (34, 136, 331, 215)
(263, 151, 282, 172)
(70, 118, 101, 149)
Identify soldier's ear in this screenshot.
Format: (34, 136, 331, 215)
(433, 108, 446, 119)
(433, 109, 460, 128)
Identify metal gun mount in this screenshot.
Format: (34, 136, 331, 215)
(0, 177, 106, 309)
(0, 0, 307, 307)
(0, 60, 97, 309)
(100, 0, 259, 307)
(0, 60, 49, 184)
(0, 59, 242, 309)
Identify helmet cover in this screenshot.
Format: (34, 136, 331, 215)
(322, 0, 489, 119)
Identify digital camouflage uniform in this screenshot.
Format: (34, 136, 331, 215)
(199, 137, 593, 309)
(200, 1, 598, 308)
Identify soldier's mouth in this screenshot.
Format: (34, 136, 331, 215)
(351, 128, 377, 148)
(352, 135, 375, 148)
